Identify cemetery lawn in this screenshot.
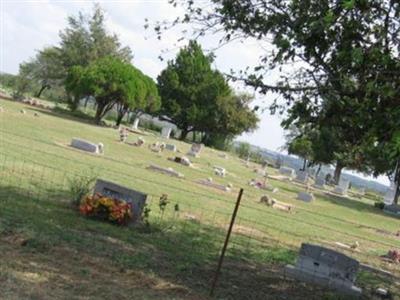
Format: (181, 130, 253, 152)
(1, 98, 400, 299)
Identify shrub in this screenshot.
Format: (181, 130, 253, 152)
(374, 201, 385, 210)
(68, 173, 97, 207)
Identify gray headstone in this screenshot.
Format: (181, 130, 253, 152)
(187, 143, 204, 157)
(165, 144, 177, 152)
(295, 171, 309, 183)
(71, 138, 101, 154)
(279, 166, 296, 177)
(285, 243, 362, 297)
(93, 179, 147, 223)
(314, 176, 325, 188)
(297, 191, 314, 202)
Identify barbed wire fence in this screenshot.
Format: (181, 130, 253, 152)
(1, 133, 399, 297)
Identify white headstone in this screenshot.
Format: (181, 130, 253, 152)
(132, 118, 140, 130)
(161, 127, 172, 139)
(384, 188, 396, 205)
(187, 143, 204, 157)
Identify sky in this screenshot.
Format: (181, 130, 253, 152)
(0, 0, 390, 186)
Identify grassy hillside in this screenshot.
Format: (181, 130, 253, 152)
(1, 98, 399, 299)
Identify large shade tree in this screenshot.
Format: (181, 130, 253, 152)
(155, 0, 400, 200)
(66, 57, 153, 125)
(157, 40, 231, 140)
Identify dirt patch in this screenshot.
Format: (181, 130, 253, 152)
(0, 232, 205, 300)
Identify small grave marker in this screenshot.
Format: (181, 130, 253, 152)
(165, 144, 177, 152)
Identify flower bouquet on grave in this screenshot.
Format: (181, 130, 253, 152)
(79, 193, 133, 225)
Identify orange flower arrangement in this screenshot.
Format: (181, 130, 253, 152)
(79, 193, 133, 225)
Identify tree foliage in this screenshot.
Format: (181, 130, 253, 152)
(158, 40, 258, 144)
(66, 57, 155, 125)
(157, 40, 231, 139)
(158, 0, 400, 198)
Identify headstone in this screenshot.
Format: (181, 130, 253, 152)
(334, 179, 350, 195)
(255, 168, 267, 176)
(279, 166, 296, 178)
(297, 191, 314, 202)
(285, 243, 362, 297)
(383, 204, 400, 216)
(214, 166, 226, 177)
(165, 144, 177, 152)
(187, 143, 204, 157)
(383, 182, 397, 205)
(93, 179, 147, 223)
(147, 164, 184, 178)
(314, 176, 326, 188)
(295, 171, 309, 184)
(196, 179, 230, 192)
(132, 118, 140, 130)
(161, 127, 172, 139)
(71, 138, 102, 154)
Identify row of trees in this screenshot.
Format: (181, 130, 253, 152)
(7, 4, 259, 149)
(158, 0, 400, 202)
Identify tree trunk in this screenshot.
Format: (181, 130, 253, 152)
(84, 97, 90, 109)
(115, 103, 128, 127)
(180, 128, 189, 141)
(333, 161, 344, 185)
(35, 85, 49, 98)
(193, 131, 197, 142)
(94, 104, 105, 125)
(302, 158, 307, 171)
(315, 164, 322, 177)
(393, 159, 400, 205)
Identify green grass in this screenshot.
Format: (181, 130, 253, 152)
(0, 98, 399, 299)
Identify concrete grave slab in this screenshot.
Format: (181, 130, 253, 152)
(196, 179, 230, 192)
(71, 138, 103, 154)
(147, 164, 184, 178)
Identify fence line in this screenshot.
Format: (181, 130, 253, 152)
(1, 134, 400, 279)
(1, 138, 400, 253)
